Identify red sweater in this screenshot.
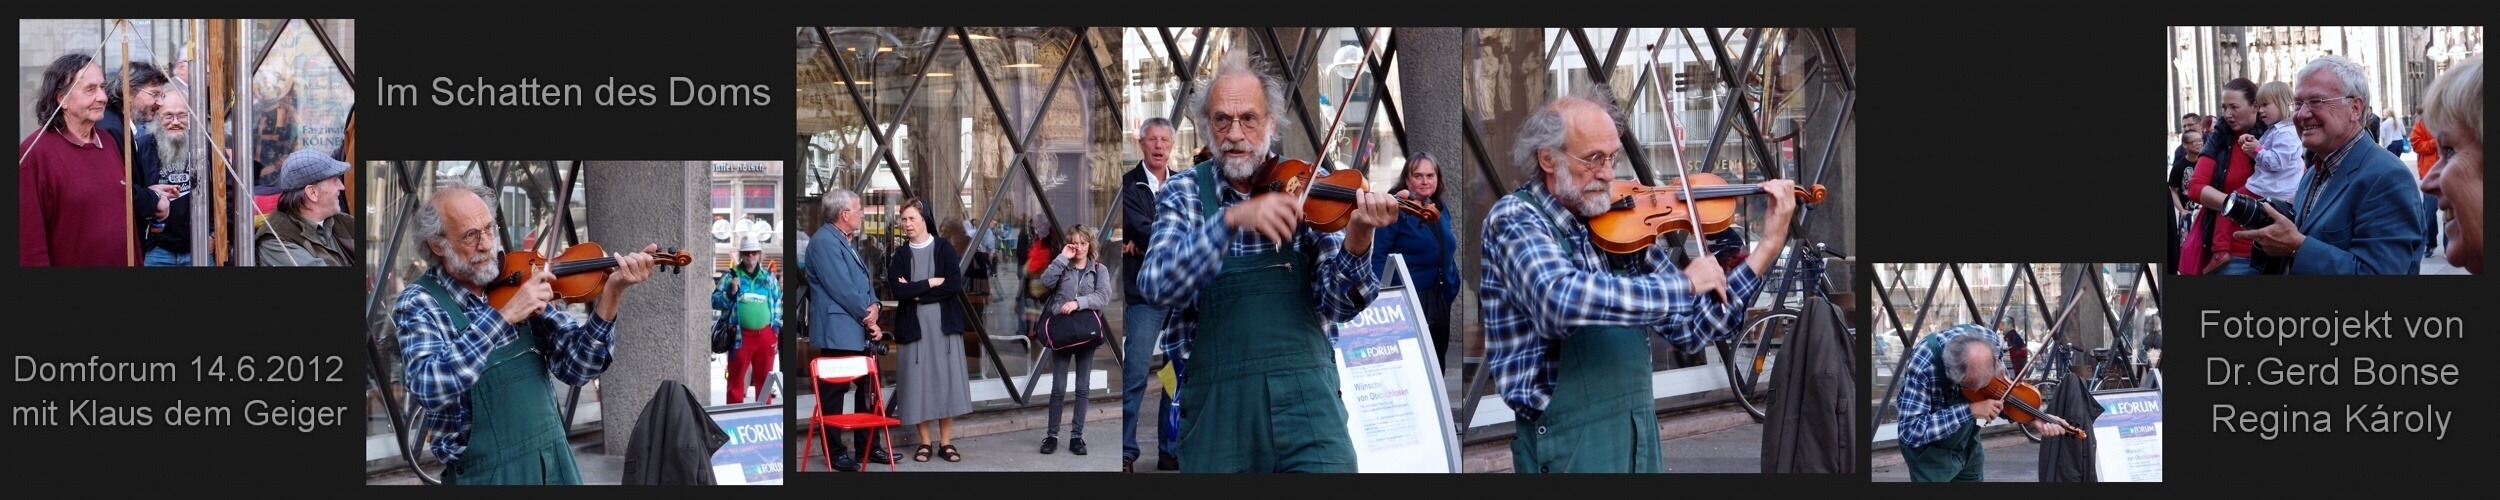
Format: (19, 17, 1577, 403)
(19, 126, 134, 266)
(2184, 148, 2255, 259)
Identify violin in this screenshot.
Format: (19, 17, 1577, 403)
(1585, 172, 1826, 254)
(1253, 157, 1438, 232)
(1241, 28, 1430, 233)
(1961, 374, 2090, 440)
(485, 242, 694, 309)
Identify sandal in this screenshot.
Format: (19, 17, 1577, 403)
(914, 444, 933, 463)
(940, 444, 963, 462)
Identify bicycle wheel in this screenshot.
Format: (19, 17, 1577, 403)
(1725, 312, 1795, 421)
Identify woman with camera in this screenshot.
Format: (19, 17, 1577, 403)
(1035, 224, 1113, 456)
(2183, 78, 2264, 275)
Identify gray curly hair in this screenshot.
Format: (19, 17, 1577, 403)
(1511, 90, 1621, 183)
(1185, 49, 1291, 148)
(414, 181, 500, 262)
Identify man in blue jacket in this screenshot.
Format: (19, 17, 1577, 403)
(804, 189, 891, 470)
(2235, 55, 2426, 275)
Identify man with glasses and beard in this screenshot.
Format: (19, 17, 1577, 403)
(1135, 50, 1401, 473)
(134, 90, 194, 266)
(1478, 93, 1797, 472)
(393, 181, 658, 484)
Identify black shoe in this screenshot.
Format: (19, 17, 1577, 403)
(864, 448, 899, 465)
(828, 444, 860, 472)
(1156, 454, 1178, 471)
(1069, 438, 1088, 456)
(1039, 436, 1058, 454)
(1123, 458, 1136, 473)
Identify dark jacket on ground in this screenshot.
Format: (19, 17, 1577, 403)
(1760, 300, 1857, 473)
(623, 380, 730, 485)
(885, 236, 966, 344)
(2039, 370, 2105, 482)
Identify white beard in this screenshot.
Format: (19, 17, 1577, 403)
(155, 131, 190, 179)
(439, 240, 505, 288)
(1217, 138, 1269, 181)
(1550, 175, 1612, 218)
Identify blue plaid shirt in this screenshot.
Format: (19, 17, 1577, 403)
(1894, 324, 2004, 449)
(393, 267, 616, 467)
(1480, 183, 1759, 417)
(1136, 162, 1381, 364)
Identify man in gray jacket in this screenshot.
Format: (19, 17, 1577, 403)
(804, 189, 889, 470)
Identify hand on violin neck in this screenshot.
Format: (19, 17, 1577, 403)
(2033, 420, 2069, 437)
(605, 243, 659, 289)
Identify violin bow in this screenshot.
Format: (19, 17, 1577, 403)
(1292, 27, 1389, 210)
(531, 162, 579, 257)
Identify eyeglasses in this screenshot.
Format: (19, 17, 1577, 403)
(2294, 95, 2356, 112)
(141, 88, 164, 100)
(1209, 112, 1263, 133)
(1560, 149, 1619, 173)
(455, 223, 501, 248)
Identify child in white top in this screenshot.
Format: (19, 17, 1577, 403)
(2240, 81, 2304, 201)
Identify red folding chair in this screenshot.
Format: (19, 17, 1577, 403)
(801, 355, 901, 472)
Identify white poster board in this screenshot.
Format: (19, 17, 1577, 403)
(2090, 388, 2163, 482)
(1331, 255, 1461, 473)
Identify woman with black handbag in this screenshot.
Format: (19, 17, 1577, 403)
(1036, 224, 1112, 455)
(885, 200, 973, 463)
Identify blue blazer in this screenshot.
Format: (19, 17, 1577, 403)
(805, 225, 878, 351)
(2289, 140, 2426, 275)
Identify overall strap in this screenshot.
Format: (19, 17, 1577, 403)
(416, 274, 472, 331)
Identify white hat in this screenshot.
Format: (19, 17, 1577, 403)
(738, 237, 764, 253)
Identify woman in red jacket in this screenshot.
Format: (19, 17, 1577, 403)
(2182, 78, 2261, 275)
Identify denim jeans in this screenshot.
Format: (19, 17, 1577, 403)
(1120, 303, 1173, 461)
(143, 247, 190, 267)
(2219, 256, 2259, 275)
(2422, 193, 2442, 257)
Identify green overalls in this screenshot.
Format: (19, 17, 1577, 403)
(1509, 190, 1662, 473)
(1173, 162, 1358, 473)
(1901, 332, 1985, 482)
(419, 276, 583, 485)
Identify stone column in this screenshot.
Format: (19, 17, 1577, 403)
(1396, 27, 1465, 365)
(586, 161, 715, 455)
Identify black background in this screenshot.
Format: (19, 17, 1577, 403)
(7, 0, 2495, 497)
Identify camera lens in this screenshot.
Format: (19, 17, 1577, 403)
(2222, 193, 2276, 229)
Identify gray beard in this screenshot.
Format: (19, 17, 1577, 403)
(1550, 175, 1612, 217)
(1218, 139, 1268, 181)
(155, 132, 190, 178)
(439, 240, 505, 288)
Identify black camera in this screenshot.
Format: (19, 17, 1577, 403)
(2221, 193, 2296, 274)
(2220, 193, 2291, 229)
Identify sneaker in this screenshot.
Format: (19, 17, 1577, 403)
(1070, 438, 1088, 456)
(1039, 436, 1058, 454)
